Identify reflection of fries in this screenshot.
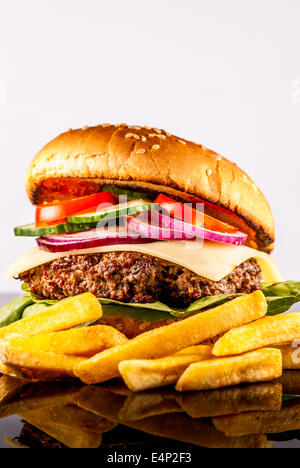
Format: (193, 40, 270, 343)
(118, 390, 182, 421)
(213, 313, 300, 356)
(0, 293, 102, 341)
(76, 386, 268, 448)
(20, 407, 104, 449)
(0, 375, 30, 405)
(75, 292, 267, 384)
(119, 345, 212, 392)
(176, 349, 282, 391)
(178, 382, 282, 418)
(0, 383, 80, 419)
(272, 343, 300, 369)
(7, 325, 128, 358)
(213, 398, 300, 436)
(0, 342, 84, 381)
(280, 371, 300, 395)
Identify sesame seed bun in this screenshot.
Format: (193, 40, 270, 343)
(25, 124, 275, 252)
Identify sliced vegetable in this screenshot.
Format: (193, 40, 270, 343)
(128, 212, 247, 246)
(101, 185, 155, 201)
(14, 222, 97, 237)
(36, 226, 154, 253)
(35, 192, 115, 227)
(155, 194, 238, 234)
(68, 200, 153, 224)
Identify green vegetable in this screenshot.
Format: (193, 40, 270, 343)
(0, 295, 33, 328)
(22, 302, 50, 319)
(102, 185, 155, 201)
(68, 200, 154, 224)
(14, 221, 97, 237)
(262, 281, 300, 315)
(3, 280, 300, 330)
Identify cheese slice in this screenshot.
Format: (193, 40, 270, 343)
(4, 240, 284, 284)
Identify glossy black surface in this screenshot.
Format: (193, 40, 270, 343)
(0, 294, 300, 450)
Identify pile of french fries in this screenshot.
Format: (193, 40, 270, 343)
(0, 290, 299, 393)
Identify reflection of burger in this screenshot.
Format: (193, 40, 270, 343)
(4, 124, 287, 338)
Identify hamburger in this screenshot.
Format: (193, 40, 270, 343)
(2, 123, 298, 339)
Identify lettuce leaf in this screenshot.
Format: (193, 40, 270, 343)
(262, 281, 300, 315)
(13, 281, 300, 327)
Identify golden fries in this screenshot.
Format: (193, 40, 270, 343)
(7, 325, 128, 358)
(75, 292, 267, 384)
(0, 342, 84, 380)
(119, 345, 212, 392)
(213, 313, 300, 356)
(176, 348, 282, 392)
(273, 343, 300, 369)
(0, 293, 102, 341)
(213, 398, 300, 436)
(178, 382, 282, 418)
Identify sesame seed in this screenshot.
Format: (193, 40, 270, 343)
(129, 126, 142, 130)
(144, 126, 151, 130)
(152, 144, 160, 150)
(153, 128, 162, 134)
(82, 126, 89, 130)
(177, 139, 186, 145)
(125, 133, 134, 138)
(252, 183, 258, 191)
(102, 123, 111, 128)
(156, 134, 166, 139)
(136, 148, 146, 155)
(68, 128, 73, 131)
(207, 169, 213, 176)
(119, 123, 127, 127)
(216, 155, 222, 161)
(166, 133, 172, 137)
(201, 145, 207, 151)
(141, 136, 147, 142)
(149, 133, 158, 138)
(132, 134, 140, 140)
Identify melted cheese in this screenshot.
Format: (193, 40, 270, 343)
(4, 240, 284, 284)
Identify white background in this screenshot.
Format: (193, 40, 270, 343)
(0, 0, 299, 293)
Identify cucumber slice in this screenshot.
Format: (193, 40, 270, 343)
(14, 222, 97, 237)
(102, 184, 155, 201)
(68, 200, 154, 224)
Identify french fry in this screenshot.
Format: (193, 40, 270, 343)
(178, 382, 282, 418)
(119, 345, 212, 392)
(118, 390, 182, 421)
(0, 293, 102, 341)
(6, 325, 128, 358)
(213, 313, 300, 356)
(272, 343, 300, 369)
(0, 342, 84, 381)
(75, 291, 267, 384)
(176, 348, 282, 392)
(76, 386, 268, 449)
(213, 398, 300, 436)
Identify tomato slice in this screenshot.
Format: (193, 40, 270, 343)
(36, 192, 116, 227)
(155, 194, 238, 234)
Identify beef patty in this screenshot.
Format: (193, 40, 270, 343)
(19, 252, 262, 308)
